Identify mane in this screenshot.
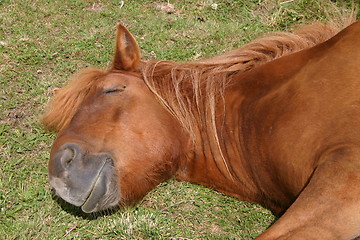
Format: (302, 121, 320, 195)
(43, 22, 346, 143)
(141, 22, 345, 176)
(142, 22, 342, 140)
(42, 68, 106, 132)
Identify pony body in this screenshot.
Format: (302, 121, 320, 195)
(43, 21, 360, 239)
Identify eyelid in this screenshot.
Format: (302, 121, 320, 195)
(103, 86, 126, 94)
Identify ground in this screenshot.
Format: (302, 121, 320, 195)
(0, 0, 357, 239)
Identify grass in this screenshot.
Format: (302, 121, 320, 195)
(0, 0, 357, 239)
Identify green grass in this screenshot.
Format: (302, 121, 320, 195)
(0, 0, 357, 239)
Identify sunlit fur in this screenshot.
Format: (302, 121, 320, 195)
(43, 23, 340, 136)
(43, 69, 106, 132)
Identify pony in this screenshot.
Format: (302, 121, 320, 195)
(43, 20, 360, 239)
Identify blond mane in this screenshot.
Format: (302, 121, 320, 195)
(43, 22, 343, 139)
(141, 23, 342, 143)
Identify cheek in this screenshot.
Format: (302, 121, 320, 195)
(114, 123, 171, 163)
(111, 128, 176, 205)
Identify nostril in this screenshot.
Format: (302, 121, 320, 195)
(60, 148, 75, 168)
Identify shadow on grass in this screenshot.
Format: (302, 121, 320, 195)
(51, 193, 120, 220)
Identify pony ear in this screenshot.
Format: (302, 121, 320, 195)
(112, 24, 142, 72)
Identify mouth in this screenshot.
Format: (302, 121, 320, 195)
(80, 159, 113, 213)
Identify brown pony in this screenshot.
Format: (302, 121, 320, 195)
(43, 20, 360, 239)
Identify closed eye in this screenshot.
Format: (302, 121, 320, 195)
(103, 86, 126, 95)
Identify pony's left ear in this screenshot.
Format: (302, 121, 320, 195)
(112, 24, 142, 72)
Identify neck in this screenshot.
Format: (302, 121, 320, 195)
(141, 22, 341, 205)
(173, 78, 261, 204)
